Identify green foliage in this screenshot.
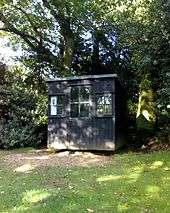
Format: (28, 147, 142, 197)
(0, 64, 47, 149)
(136, 115, 153, 131)
(1, 121, 37, 149)
(0, 0, 169, 145)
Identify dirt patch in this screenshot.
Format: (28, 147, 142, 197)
(3, 149, 113, 170)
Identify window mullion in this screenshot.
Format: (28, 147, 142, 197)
(104, 95, 106, 113)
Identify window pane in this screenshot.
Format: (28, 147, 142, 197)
(71, 104, 79, 117)
(71, 87, 79, 102)
(80, 103, 89, 117)
(51, 96, 57, 105)
(51, 105, 57, 115)
(50, 96, 57, 115)
(105, 94, 112, 104)
(97, 104, 105, 115)
(50, 96, 64, 116)
(57, 95, 64, 104)
(57, 106, 63, 115)
(97, 95, 105, 105)
(96, 93, 112, 116)
(105, 104, 112, 114)
(80, 87, 90, 102)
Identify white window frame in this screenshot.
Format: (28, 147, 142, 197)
(50, 95, 64, 116)
(70, 86, 91, 118)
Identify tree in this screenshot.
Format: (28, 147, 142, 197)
(0, 1, 129, 76)
(0, 0, 169, 145)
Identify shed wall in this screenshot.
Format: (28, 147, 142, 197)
(48, 77, 118, 150)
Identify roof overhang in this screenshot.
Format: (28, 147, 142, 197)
(46, 74, 118, 82)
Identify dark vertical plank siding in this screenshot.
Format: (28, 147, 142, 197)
(48, 118, 68, 149)
(92, 117, 114, 149)
(115, 80, 127, 149)
(93, 79, 115, 93)
(67, 119, 92, 149)
(112, 93, 116, 145)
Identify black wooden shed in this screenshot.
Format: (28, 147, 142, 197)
(47, 74, 126, 151)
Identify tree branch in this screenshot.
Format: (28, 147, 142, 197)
(0, 11, 58, 68)
(0, 11, 40, 48)
(11, 5, 58, 47)
(11, 5, 41, 38)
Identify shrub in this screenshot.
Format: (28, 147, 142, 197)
(0, 65, 47, 149)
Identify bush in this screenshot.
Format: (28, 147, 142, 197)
(0, 65, 47, 149)
(0, 120, 37, 149)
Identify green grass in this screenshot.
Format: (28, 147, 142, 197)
(0, 150, 170, 213)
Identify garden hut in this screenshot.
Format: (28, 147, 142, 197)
(47, 74, 126, 151)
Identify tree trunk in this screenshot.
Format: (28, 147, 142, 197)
(92, 30, 100, 74)
(136, 74, 156, 142)
(58, 16, 75, 76)
(60, 33, 74, 76)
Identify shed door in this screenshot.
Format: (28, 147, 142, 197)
(67, 86, 92, 149)
(93, 93, 115, 150)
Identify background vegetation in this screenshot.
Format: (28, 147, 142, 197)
(0, 0, 169, 148)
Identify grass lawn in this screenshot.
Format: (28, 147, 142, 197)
(0, 149, 170, 213)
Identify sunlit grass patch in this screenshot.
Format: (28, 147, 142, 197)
(150, 161, 164, 169)
(96, 174, 123, 182)
(22, 189, 51, 204)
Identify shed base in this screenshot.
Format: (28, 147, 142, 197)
(48, 141, 116, 151)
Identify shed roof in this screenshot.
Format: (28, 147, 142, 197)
(47, 74, 118, 82)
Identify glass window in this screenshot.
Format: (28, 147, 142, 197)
(96, 93, 112, 116)
(71, 87, 79, 102)
(80, 87, 90, 102)
(70, 87, 90, 117)
(80, 103, 89, 117)
(50, 95, 64, 115)
(70, 103, 79, 117)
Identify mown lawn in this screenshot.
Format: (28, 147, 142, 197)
(0, 149, 170, 213)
